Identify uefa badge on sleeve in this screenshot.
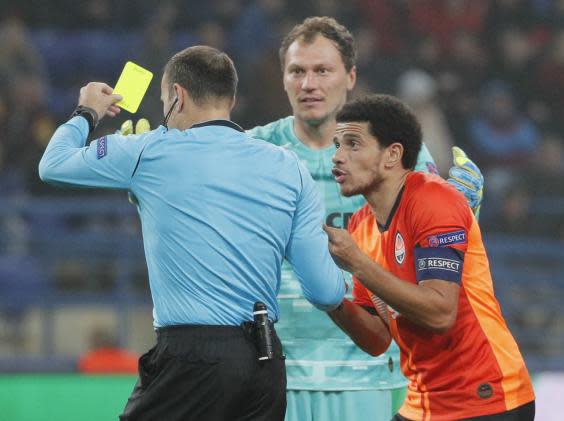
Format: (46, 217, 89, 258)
(97, 136, 107, 159)
(394, 232, 405, 265)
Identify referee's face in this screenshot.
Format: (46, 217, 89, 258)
(283, 35, 356, 128)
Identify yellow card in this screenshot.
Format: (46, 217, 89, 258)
(113, 61, 153, 113)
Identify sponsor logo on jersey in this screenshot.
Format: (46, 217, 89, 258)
(416, 257, 461, 273)
(427, 230, 466, 247)
(326, 212, 353, 229)
(97, 136, 107, 159)
(312, 173, 339, 182)
(395, 232, 405, 265)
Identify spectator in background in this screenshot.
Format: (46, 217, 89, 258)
(407, 0, 488, 53)
(445, 30, 490, 92)
(530, 132, 564, 190)
(134, 5, 176, 124)
(78, 326, 139, 374)
(467, 80, 539, 171)
(355, 0, 406, 55)
(230, 0, 283, 64)
(515, 132, 564, 239)
(492, 184, 535, 237)
(0, 15, 55, 194)
(534, 30, 564, 132)
(0, 16, 46, 91)
(354, 23, 407, 96)
(397, 69, 454, 177)
(493, 25, 538, 97)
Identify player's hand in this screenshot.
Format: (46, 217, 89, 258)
(447, 147, 484, 218)
(78, 82, 122, 121)
(323, 225, 364, 273)
(117, 118, 151, 136)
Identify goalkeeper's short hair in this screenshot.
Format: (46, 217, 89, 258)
(279, 16, 356, 72)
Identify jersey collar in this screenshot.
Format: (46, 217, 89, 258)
(191, 119, 244, 132)
(377, 186, 405, 233)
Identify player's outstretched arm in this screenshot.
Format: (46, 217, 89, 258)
(447, 147, 484, 218)
(328, 298, 391, 356)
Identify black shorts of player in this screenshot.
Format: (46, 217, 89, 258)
(391, 400, 535, 421)
(119, 324, 286, 421)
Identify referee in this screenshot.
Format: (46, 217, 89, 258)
(38, 46, 346, 421)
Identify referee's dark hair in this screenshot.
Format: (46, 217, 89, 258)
(279, 16, 356, 72)
(336, 95, 422, 170)
(164, 46, 238, 106)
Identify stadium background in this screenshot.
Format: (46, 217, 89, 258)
(0, 0, 563, 419)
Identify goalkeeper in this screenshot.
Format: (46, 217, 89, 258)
(123, 18, 484, 421)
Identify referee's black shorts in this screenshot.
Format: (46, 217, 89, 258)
(119, 324, 286, 421)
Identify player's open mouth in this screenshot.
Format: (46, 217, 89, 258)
(332, 167, 346, 183)
(300, 97, 323, 104)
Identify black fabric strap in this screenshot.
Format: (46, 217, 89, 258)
(70, 105, 99, 134)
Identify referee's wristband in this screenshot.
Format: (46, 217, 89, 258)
(70, 105, 99, 134)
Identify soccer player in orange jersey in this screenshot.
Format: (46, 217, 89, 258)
(323, 94, 535, 421)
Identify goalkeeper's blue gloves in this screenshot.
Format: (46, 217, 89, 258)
(117, 119, 152, 206)
(447, 147, 484, 219)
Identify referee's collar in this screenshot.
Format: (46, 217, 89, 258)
(190, 119, 244, 132)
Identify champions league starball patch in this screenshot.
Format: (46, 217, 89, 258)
(97, 136, 107, 159)
(427, 230, 466, 247)
(395, 232, 405, 265)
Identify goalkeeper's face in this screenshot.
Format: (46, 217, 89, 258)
(283, 35, 356, 127)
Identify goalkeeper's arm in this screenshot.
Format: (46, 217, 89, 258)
(447, 147, 484, 218)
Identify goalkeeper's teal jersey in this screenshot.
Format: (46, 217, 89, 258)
(248, 116, 436, 391)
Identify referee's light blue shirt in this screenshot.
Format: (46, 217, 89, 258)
(39, 117, 346, 327)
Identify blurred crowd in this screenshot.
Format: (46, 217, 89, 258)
(2, 0, 564, 240)
(1, 0, 564, 367)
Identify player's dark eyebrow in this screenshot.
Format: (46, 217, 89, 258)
(342, 132, 362, 140)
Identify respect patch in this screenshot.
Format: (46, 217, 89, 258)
(414, 247, 463, 284)
(427, 230, 466, 247)
(97, 136, 107, 159)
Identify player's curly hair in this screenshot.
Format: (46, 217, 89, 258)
(279, 16, 356, 72)
(336, 95, 422, 170)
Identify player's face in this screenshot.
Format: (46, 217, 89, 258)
(283, 35, 356, 127)
(332, 122, 385, 197)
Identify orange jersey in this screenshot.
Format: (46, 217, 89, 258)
(349, 172, 534, 421)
